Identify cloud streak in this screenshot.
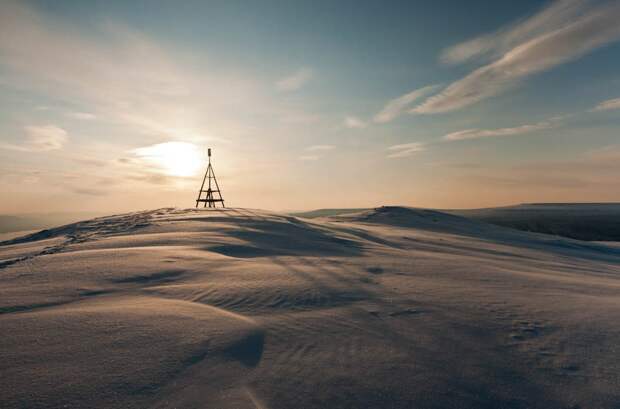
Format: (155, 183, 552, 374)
(443, 120, 555, 141)
(344, 116, 367, 129)
(299, 144, 335, 161)
(0, 125, 68, 152)
(386, 142, 426, 158)
(67, 112, 97, 120)
(306, 145, 335, 151)
(276, 67, 313, 92)
(440, 0, 589, 65)
(0, 0, 281, 148)
(591, 97, 620, 112)
(415, 1, 620, 113)
(374, 85, 438, 123)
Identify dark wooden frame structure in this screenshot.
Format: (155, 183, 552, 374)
(195, 148, 225, 208)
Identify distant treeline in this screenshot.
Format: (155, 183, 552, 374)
(446, 203, 620, 242)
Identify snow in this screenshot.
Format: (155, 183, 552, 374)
(1, 206, 620, 408)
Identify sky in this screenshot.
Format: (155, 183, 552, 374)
(1, 0, 619, 214)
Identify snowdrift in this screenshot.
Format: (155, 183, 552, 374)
(1, 207, 620, 408)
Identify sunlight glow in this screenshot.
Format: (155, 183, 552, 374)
(133, 141, 203, 177)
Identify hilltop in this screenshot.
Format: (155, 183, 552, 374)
(293, 203, 620, 241)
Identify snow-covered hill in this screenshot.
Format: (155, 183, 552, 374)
(1, 207, 620, 408)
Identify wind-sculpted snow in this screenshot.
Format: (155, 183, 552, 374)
(1, 207, 620, 408)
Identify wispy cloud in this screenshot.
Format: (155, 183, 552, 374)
(443, 120, 555, 141)
(0, 1, 272, 146)
(415, 1, 620, 113)
(460, 144, 620, 191)
(374, 85, 438, 123)
(386, 142, 426, 158)
(67, 111, 97, 120)
(299, 144, 334, 161)
(0, 3, 187, 105)
(0, 125, 68, 152)
(276, 67, 313, 92)
(344, 116, 367, 129)
(440, 0, 588, 65)
(279, 112, 321, 124)
(0, 1, 192, 139)
(466, 173, 589, 189)
(591, 97, 620, 112)
(306, 145, 335, 151)
(586, 144, 620, 162)
(72, 157, 107, 167)
(126, 173, 173, 185)
(71, 187, 107, 196)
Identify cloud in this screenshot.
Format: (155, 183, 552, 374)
(126, 173, 173, 185)
(462, 145, 620, 190)
(443, 120, 555, 141)
(67, 111, 97, 120)
(306, 145, 335, 151)
(71, 187, 107, 196)
(415, 1, 620, 113)
(0, 1, 193, 137)
(373, 85, 438, 123)
(586, 144, 620, 162)
(591, 97, 620, 112)
(276, 67, 313, 91)
(386, 142, 426, 158)
(72, 157, 107, 167)
(300, 145, 334, 161)
(468, 174, 588, 189)
(0, 3, 190, 103)
(0, 169, 42, 185)
(0, 125, 68, 152)
(279, 112, 321, 124)
(23, 125, 68, 150)
(344, 116, 367, 129)
(0, 1, 275, 146)
(440, 0, 589, 65)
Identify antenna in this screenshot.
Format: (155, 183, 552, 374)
(195, 148, 225, 208)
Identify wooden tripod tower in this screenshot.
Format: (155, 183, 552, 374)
(195, 148, 225, 208)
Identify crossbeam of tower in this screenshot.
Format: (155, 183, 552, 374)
(195, 148, 225, 208)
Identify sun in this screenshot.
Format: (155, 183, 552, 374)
(133, 141, 204, 177)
